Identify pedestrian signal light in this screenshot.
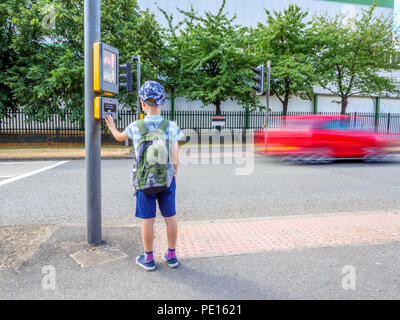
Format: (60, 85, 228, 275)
(93, 42, 119, 94)
(252, 65, 265, 96)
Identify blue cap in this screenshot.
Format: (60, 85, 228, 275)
(138, 81, 165, 106)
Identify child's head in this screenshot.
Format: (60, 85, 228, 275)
(138, 81, 165, 115)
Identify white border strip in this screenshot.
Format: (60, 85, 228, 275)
(0, 161, 69, 186)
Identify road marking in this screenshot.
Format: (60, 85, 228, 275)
(0, 161, 68, 186)
(0, 175, 14, 178)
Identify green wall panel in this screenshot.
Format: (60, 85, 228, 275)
(322, 0, 394, 8)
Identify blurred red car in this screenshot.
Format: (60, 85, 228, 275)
(255, 115, 400, 163)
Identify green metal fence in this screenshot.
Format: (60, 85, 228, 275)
(1, 110, 400, 138)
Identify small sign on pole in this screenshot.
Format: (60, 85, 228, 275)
(212, 115, 226, 127)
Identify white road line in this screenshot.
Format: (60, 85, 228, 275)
(0, 175, 15, 178)
(0, 161, 69, 186)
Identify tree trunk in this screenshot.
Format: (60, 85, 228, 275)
(283, 95, 289, 116)
(341, 97, 348, 115)
(215, 100, 221, 115)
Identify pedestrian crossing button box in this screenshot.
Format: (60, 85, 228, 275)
(94, 97, 118, 120)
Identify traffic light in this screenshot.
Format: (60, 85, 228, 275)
(252, 65, 265, 95)
(120, 62, 133, 92)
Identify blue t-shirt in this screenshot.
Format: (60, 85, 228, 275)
(124, 115, 184, 176)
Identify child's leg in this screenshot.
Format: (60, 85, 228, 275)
(164, 215, 178, 250)
(141, 218, 156, 252)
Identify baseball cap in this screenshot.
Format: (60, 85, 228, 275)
(138, 81, 165, 107)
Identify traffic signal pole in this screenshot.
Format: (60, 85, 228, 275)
(266, 60, 271, 128)
(137, 55, 141, 118)
(84, 0, 102, 246)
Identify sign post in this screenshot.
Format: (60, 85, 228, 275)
(85, 4, 131, 245)
(84, 0, 102, 246)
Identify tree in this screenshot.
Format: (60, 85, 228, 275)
(311, 2, 400, 114)
(6, 0, 165, 121)
(393, 6, 400, 69)
(0, 0, 29, 117)
(251, 5, 317, 115)
(173, 0, 260, 114)
(157, 7, 185, 107)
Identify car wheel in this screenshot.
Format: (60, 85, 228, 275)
(362, 147, 393, 163)
(299, 148, 334, 164)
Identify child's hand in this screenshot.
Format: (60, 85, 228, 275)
(104, 115, 115, 130)
(103, 115, 127, 142)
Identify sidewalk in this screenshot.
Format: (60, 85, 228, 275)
(1, 211, 400, 299)
(0, 145, 134, 160)
(0, 144, 252, 160)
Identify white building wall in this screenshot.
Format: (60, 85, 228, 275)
(138, 0, 393, 28)
(162, 96, 244, 111)
(380, 98, 400, 113)
(346, 96, 376, 113)
(162, 94, 399, 114)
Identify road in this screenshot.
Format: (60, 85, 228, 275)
(1, 156, 400, 300)
(1, 156, 400, 226)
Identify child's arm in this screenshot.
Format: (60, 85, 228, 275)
(104, 115, 128, 142)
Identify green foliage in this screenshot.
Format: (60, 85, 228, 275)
(0, 0, 29, 117)
(311, 2, 400, 114)
(157, 6, 185, 101)
(1, 0, 399, 120)
(251, 5, 317, 115)
(5, 0, 165, 121)
(163, 0, 260, 114)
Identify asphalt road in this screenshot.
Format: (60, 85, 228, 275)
(1, 156, 400, 300)
(1, 156, 400, 226)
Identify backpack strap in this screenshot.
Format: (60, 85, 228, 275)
(158, 119, 169, 132)
(137, 119, 147, 136)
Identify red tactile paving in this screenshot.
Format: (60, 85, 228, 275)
(153, 212, 400, 259)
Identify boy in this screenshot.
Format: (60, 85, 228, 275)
(105, 80, 184, 271)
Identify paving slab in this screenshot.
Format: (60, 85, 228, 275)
(70, 244, 128, 268)
(154, 211, 400, 259)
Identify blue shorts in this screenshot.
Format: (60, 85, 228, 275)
(135, 178, 176, 219)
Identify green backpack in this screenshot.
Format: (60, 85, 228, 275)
(132, 119, 172, 195)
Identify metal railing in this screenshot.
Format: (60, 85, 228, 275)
(1, 110, 400, 137)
